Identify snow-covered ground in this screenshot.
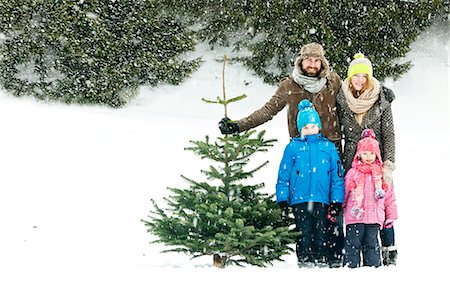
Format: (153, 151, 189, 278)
(0, 20, 448, 298)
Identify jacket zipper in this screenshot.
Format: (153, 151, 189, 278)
(337, 160, 343, 177)
(308, 140, 312, 197)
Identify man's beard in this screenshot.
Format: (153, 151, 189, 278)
(301, 66, 320, 77)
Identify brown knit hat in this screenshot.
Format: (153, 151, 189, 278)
(294, 43, 330, 77)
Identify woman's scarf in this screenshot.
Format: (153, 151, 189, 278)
(342, 77, 381, 114)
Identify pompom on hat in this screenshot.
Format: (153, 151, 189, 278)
(297, 99, 322, 132)
(347, 53, 373, 80)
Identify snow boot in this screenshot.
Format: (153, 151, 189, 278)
(382, 246, 397, 266)
(297, 256, 315, 268)
(297, 261, 315, 268)
(329, 258, 343, 268)
(314, 256, 329, 268)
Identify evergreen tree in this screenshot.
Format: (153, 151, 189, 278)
(162, 0, 446, 83)
(142, 56, 297, 268)
(0, 0, 201, 107)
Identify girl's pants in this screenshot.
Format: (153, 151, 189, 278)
(330, 217, 395, 265)
(344, 223, 381, 268)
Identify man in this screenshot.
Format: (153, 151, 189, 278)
(218, 43, 344, 267)
(218, 42, 342, 152)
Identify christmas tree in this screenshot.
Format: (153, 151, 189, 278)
(142, 56, 297, 268)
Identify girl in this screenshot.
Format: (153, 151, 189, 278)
(343, 129, 398, 268)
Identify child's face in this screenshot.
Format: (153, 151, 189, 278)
(301, 124, 319, 136)
(360, 151, 376, 165)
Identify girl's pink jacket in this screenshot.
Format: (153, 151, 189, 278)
(344, 168, 398, 227)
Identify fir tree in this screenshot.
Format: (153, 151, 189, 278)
(161, 0, 446, 83)
(142, 56, 297, 268)
(0, 0, 200, 107)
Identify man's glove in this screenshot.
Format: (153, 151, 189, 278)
(218, 117, 240, 135)
(327, 203, 342, 223)
(277, 201, 290, 221)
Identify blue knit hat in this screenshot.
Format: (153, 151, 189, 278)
(297, 99, 322, 132)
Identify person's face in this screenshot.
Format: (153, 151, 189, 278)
(360, 151, 376, 165)
(301, 57, 322, 77)
(351, 73, 368, 91)
(301, 124, 319, 136)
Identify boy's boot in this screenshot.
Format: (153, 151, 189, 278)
(297, 256, 315, 268)
(314, 256, 329, 268)
(329, 258, 343, 268)
(382, 246, 398, 266)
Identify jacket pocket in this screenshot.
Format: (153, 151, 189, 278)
(291, 170, 300, 197)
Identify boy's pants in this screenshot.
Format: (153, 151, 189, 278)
(292, 202, 329, 263)
(327, 213, 344, 265)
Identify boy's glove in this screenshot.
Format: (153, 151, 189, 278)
(384, 219, 394, 229)
(327, 203, 342, 222)
(218, 117, 240, 134)
(277, 201, 290, 221)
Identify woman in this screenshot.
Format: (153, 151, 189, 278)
(336, 53, 397, 266)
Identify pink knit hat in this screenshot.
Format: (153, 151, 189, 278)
(352, 129, 383, 167)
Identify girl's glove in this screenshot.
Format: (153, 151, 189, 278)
(350, 206, 364, 219)
(384, 219, 394, 229)
(374, 190, 385, 200)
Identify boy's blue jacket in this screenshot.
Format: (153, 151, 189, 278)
(276, 133, 344, 206)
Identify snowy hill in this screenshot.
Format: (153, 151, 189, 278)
(0, 20, 448, 298)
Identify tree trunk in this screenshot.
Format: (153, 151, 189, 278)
(213, 254, 227, 268)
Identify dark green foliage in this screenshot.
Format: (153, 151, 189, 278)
(0, 0, 201, 107)
(142, 131, 298, 267)
(162, 0, 445, 83)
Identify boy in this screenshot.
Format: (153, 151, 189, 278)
(276, 99, 344, 268)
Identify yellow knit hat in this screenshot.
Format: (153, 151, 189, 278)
(347, 53, 373, 80)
